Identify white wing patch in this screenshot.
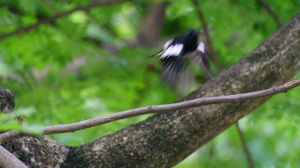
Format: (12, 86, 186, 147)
(160, 44, 183, 59)
(197, 42, 205, 53)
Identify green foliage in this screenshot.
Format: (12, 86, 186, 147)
(0, 107, 36, 132)
(0, 0, 299, 167)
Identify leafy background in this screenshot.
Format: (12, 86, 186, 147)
(0, 0, 300, 167)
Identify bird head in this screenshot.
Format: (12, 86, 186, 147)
(187, 30, 199, 38)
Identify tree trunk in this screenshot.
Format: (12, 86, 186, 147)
(137, 2, 169, 47)
(3, 13, 300, 168)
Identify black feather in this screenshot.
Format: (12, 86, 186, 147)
(151, 30, 211, 88)
(158, 30, 198, 87)
(199, 51, 210, 71)
(161, 56, 186, 88)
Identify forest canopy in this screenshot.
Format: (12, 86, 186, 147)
(0, 0, 300, 167)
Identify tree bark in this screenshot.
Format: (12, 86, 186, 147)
(137, 2, 169, 47)
(3, 13, 300, 168)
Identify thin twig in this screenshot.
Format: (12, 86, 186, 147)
(190, 0, 222, 71)
(255, 0, 282, 27)
(0, 79, 300, 144)
(236, 121, 254, 168)
(0, 0, 125, 41)
(0, 145, 27, 168)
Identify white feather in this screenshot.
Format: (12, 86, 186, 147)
(172, 44, 183, 56)
(197, 42, 205, 53)
(160, 44, 183, 58)
(161, 46, 173, 58)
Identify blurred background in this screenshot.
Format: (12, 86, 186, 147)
(0, 0, 300, 167)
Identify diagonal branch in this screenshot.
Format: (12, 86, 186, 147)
(0, 0, 125, 41)
(1, 78, 300, 144)
(236, 121, 254, 168)
(0, 145, 27, 168)
(255, 0, 282, 27)
(190, 0, 222, 71)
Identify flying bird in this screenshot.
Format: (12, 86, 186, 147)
(152, 30, 211, 88)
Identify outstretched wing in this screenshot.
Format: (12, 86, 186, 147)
(149, 38, 186, 87)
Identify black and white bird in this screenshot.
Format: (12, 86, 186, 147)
(152, 30, 211, 88)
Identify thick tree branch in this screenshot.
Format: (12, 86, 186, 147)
(3, 136, 69, 167)
(0, 78, 300, 144)
(0, 0, 125, 41)
(0, 146, 27, 168)
(0, 88, 15, 113)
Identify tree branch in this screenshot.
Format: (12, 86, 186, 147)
(1, 78, 300, 144)
(236, 121, 254, 168)
(137, 2, 169, 47)
(190, 0, 222, 71)
(1, 12, 300, 167)
(61, 13, 300, 167)
(255, 0, 282, 27)
(0, 0, 125, 41)
(0, 146, 27, 168)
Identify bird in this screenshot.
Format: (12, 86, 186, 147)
(152, 30, 211, 88)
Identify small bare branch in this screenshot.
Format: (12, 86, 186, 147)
(0, 78, 300, 144)
(190, 0, 222, 71)
(236, 121, 254, 168)
(0, 0, 125, 41)
(255, 0, 282, 27)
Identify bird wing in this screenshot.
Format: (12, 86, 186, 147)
(150, 34, 199, 88)
(150, 38, 185, 58)
(160, 55, 186, 88)
(160, 44, 183, 58)
(197, 42, 210, 71)
(149, 39, 174, 57)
